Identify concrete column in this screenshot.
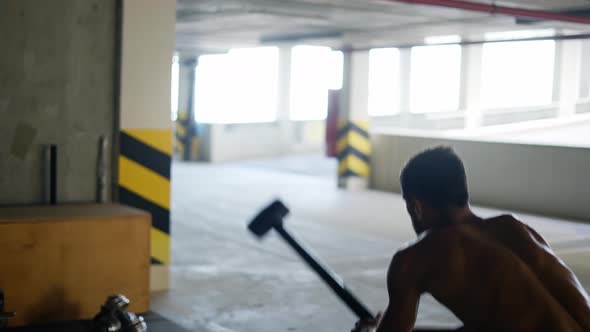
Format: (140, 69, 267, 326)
(578, 39, 590, 99)
(398, 48, 412, 127)
(552, 40, 563, 103)
(118, 0, 176, 291)
(337, 50, 371, 190)
(556, 39, 582, 117)
(277, 46, 293, 153)
(177, 57, 194, 120)
(175, 56, 199, 161)
(461, 44, 484, 129)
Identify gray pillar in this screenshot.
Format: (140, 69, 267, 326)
(277, 46, 293, 154)
(461, 44, 484, 129)
(175, 56, 199, 160)
(556, 40, 582, 117)
(579, 40, 590, 99)
(398, 48, 412, 127)
(337, 49, 371, 190)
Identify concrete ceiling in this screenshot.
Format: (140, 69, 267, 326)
(176, 0, 590, 54)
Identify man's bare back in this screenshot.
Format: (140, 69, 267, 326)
(378, 215, 590, 331)
(353, 147, 590, 332)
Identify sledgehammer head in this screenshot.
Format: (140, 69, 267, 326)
(248, 200, 289, 238)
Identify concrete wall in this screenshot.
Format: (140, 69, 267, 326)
(0, 0, 116, 204)
(370, 105, 560, 132)
(196, 106, 564, 163)
(199, 123, 282, 162)
(480, 106, 558, 126)
(371, 131, 590, 221)
(199, 121, 325, 162)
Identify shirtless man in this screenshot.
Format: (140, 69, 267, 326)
(354, 147, 590, 332)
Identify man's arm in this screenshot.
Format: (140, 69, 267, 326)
(357, 250, 466, 332)
(523, 223, 590, 329)
(376, 251, 420, 332)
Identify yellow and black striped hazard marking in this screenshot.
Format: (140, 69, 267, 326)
(119, 129, 171, 265)
(175, 112, 188, 158)
(336, 121, 371, 178)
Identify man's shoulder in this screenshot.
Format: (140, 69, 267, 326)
(399, 215, 532, 256)
(387, 237, 439, 289)
(485, 214, 540, 237)
(391, 233, 430, 262)
(387, 247, 418, 286)
(487, 214, 550, 248)
(388, 237, 432, 278)
(485, 213, 522, 225)
(388, 231, 451, 264)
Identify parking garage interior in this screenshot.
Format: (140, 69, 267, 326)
(2, 0, 590, 331)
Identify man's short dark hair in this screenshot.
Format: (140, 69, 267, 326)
(400, 146, 469, 208)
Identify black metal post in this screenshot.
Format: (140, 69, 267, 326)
(50, 144, 57, 205)
(274, 224, 375, 321)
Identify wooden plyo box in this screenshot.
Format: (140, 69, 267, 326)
(0, 204, 150, 327)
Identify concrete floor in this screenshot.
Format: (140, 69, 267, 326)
(152, 155, 590, 332)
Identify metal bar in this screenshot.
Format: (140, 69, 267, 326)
(389, 0, 590, 25)
(50, 144, 57, 205)
(97, 136, 109, 203)
(275, 225, 375, 320)
(112, 0, 123, 202)
(43, 145, 51, 204)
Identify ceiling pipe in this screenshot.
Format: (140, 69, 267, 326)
(387, 0, 590, 25)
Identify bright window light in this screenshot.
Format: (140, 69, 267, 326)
(424, 34, 461, 45)
(170, 55, 179, 121)
(481, 40, 555, 109)
(290, 45, 343, 121)
(368, 48, 400, 116)
(194, 47, 279, 124)
(409, 44, 462, 113)
(328, 50, 344, 90)
(484, 29, 555, 41)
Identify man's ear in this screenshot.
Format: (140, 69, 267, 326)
(414, 199, 424, 220)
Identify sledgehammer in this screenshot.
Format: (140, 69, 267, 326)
(248, 200, 375, 321)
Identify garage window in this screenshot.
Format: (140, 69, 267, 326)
(290, 45, 343, 121)
(409, 44, 462, 113)
(194, 47, 279, 124)
(368, 48, 400, 116)
(481, 39, 555, 109)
